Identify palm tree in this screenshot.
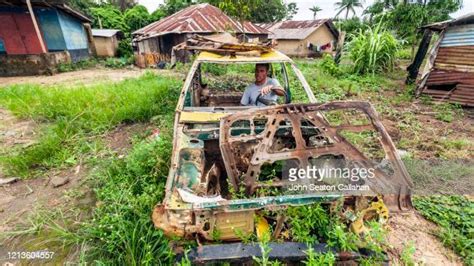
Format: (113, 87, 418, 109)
(309, 5, 322, 20)
(335, 0, 364, 19)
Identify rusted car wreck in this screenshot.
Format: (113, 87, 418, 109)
(153, 42, 413, 262)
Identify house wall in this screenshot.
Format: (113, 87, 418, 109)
(135, 33, 187, 67)
(94, 36, 118, 57)
(35, 8, 89, 62)
(276, 25, 335, 57)
(0, 51, 70, 76)
(35, 8, 67, 51)
(57, 10, 89, 61)
(0, 7, 44, 54)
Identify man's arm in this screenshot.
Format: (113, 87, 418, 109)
(260, 78, 285, 96)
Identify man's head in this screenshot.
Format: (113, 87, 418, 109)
(255, 63, 270, 85)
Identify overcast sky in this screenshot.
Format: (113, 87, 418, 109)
(138, 0, 473, 20)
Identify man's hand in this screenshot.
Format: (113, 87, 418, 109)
(260, 85, 273, 95)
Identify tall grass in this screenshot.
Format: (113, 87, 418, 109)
(348, 22, 400, 75)
(1, 71, 181, 264)
(0, 72, 180, 177)
(82, 135, 175, 264)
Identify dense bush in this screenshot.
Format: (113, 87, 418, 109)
(348, 23, 400, 75)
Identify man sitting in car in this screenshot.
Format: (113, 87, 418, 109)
(240, 63, 285, 106)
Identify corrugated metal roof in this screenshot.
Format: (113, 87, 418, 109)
(133, 4, 268, 41)
(92, 29, 121, 37)
(0, 0, 91, 22)
(440, 24, 474, 47)
(259, 19, 338, 40)
(278, 20, 328, 29)
(257, 22, 282, 31)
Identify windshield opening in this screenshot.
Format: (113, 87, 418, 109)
(183, 62, 310, 108)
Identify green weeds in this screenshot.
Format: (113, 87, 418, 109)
(348, 22, 400, 75)
(57, 57, 133, 72)
(433, 103, 463, 123)
(303, 246, 336, 266)
(0, 72, 180, 177)
(413, 196, 474, 265)
(400, 241, 416, 266)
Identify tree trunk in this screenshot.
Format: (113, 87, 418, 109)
(345, 8, 349, 19)
(240, 18, 246, 43)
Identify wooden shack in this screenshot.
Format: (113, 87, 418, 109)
(132, 3, 268, 67)
(408, 13, 474, 107)
(92, 29, 123, 57)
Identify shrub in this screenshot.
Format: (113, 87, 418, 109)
(104, 57, 129, 68)
(319, 54, 344, 77)
(348, 22, 400, 75)
(118, 38, 133, 58)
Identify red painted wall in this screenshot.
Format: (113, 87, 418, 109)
(0, 12, 45, 54)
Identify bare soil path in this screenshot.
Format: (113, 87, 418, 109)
(387, 212, 463, 265)
(0, 67, 178, 87)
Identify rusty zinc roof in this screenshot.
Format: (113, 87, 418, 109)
(133, 3, 268, 41)
(0, 0, 91, 22)
(258, 19, 339, 40)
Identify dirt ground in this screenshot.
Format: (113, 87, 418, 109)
(0, 68, 468, 264)
(387, 212, 463, 265)
(0, 67, 178, 87)
(0, 108, 153, 235)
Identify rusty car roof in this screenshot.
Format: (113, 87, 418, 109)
(195, 50, 293, 63)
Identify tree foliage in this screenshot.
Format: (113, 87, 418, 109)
(68, 0, 99, 17)
(90, 5, 128, 32)
(363, 0, 463, 51)
(123, 5, 152, 32)
(200, 0, 297, 23)
(310, 5, 322, 20)
(335, 0, 364, 19)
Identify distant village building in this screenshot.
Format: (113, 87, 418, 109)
(0, 0, 93, 76)
(92, 29, 123, 57)
(132, 3, 269, 67)
(408, 13, 474, 107)
(259, 20, 339, 57)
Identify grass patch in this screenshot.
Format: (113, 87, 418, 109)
(1, 71, 180, 263)
(57, 57, 134, 72)
(413, 196, 474, 265)
(81, 135, 175, 264)
(0, 72, 181, 177)
(433, 103, 463, 123)
(2, 136, 175, 264)
(403, 158, 473, 183)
